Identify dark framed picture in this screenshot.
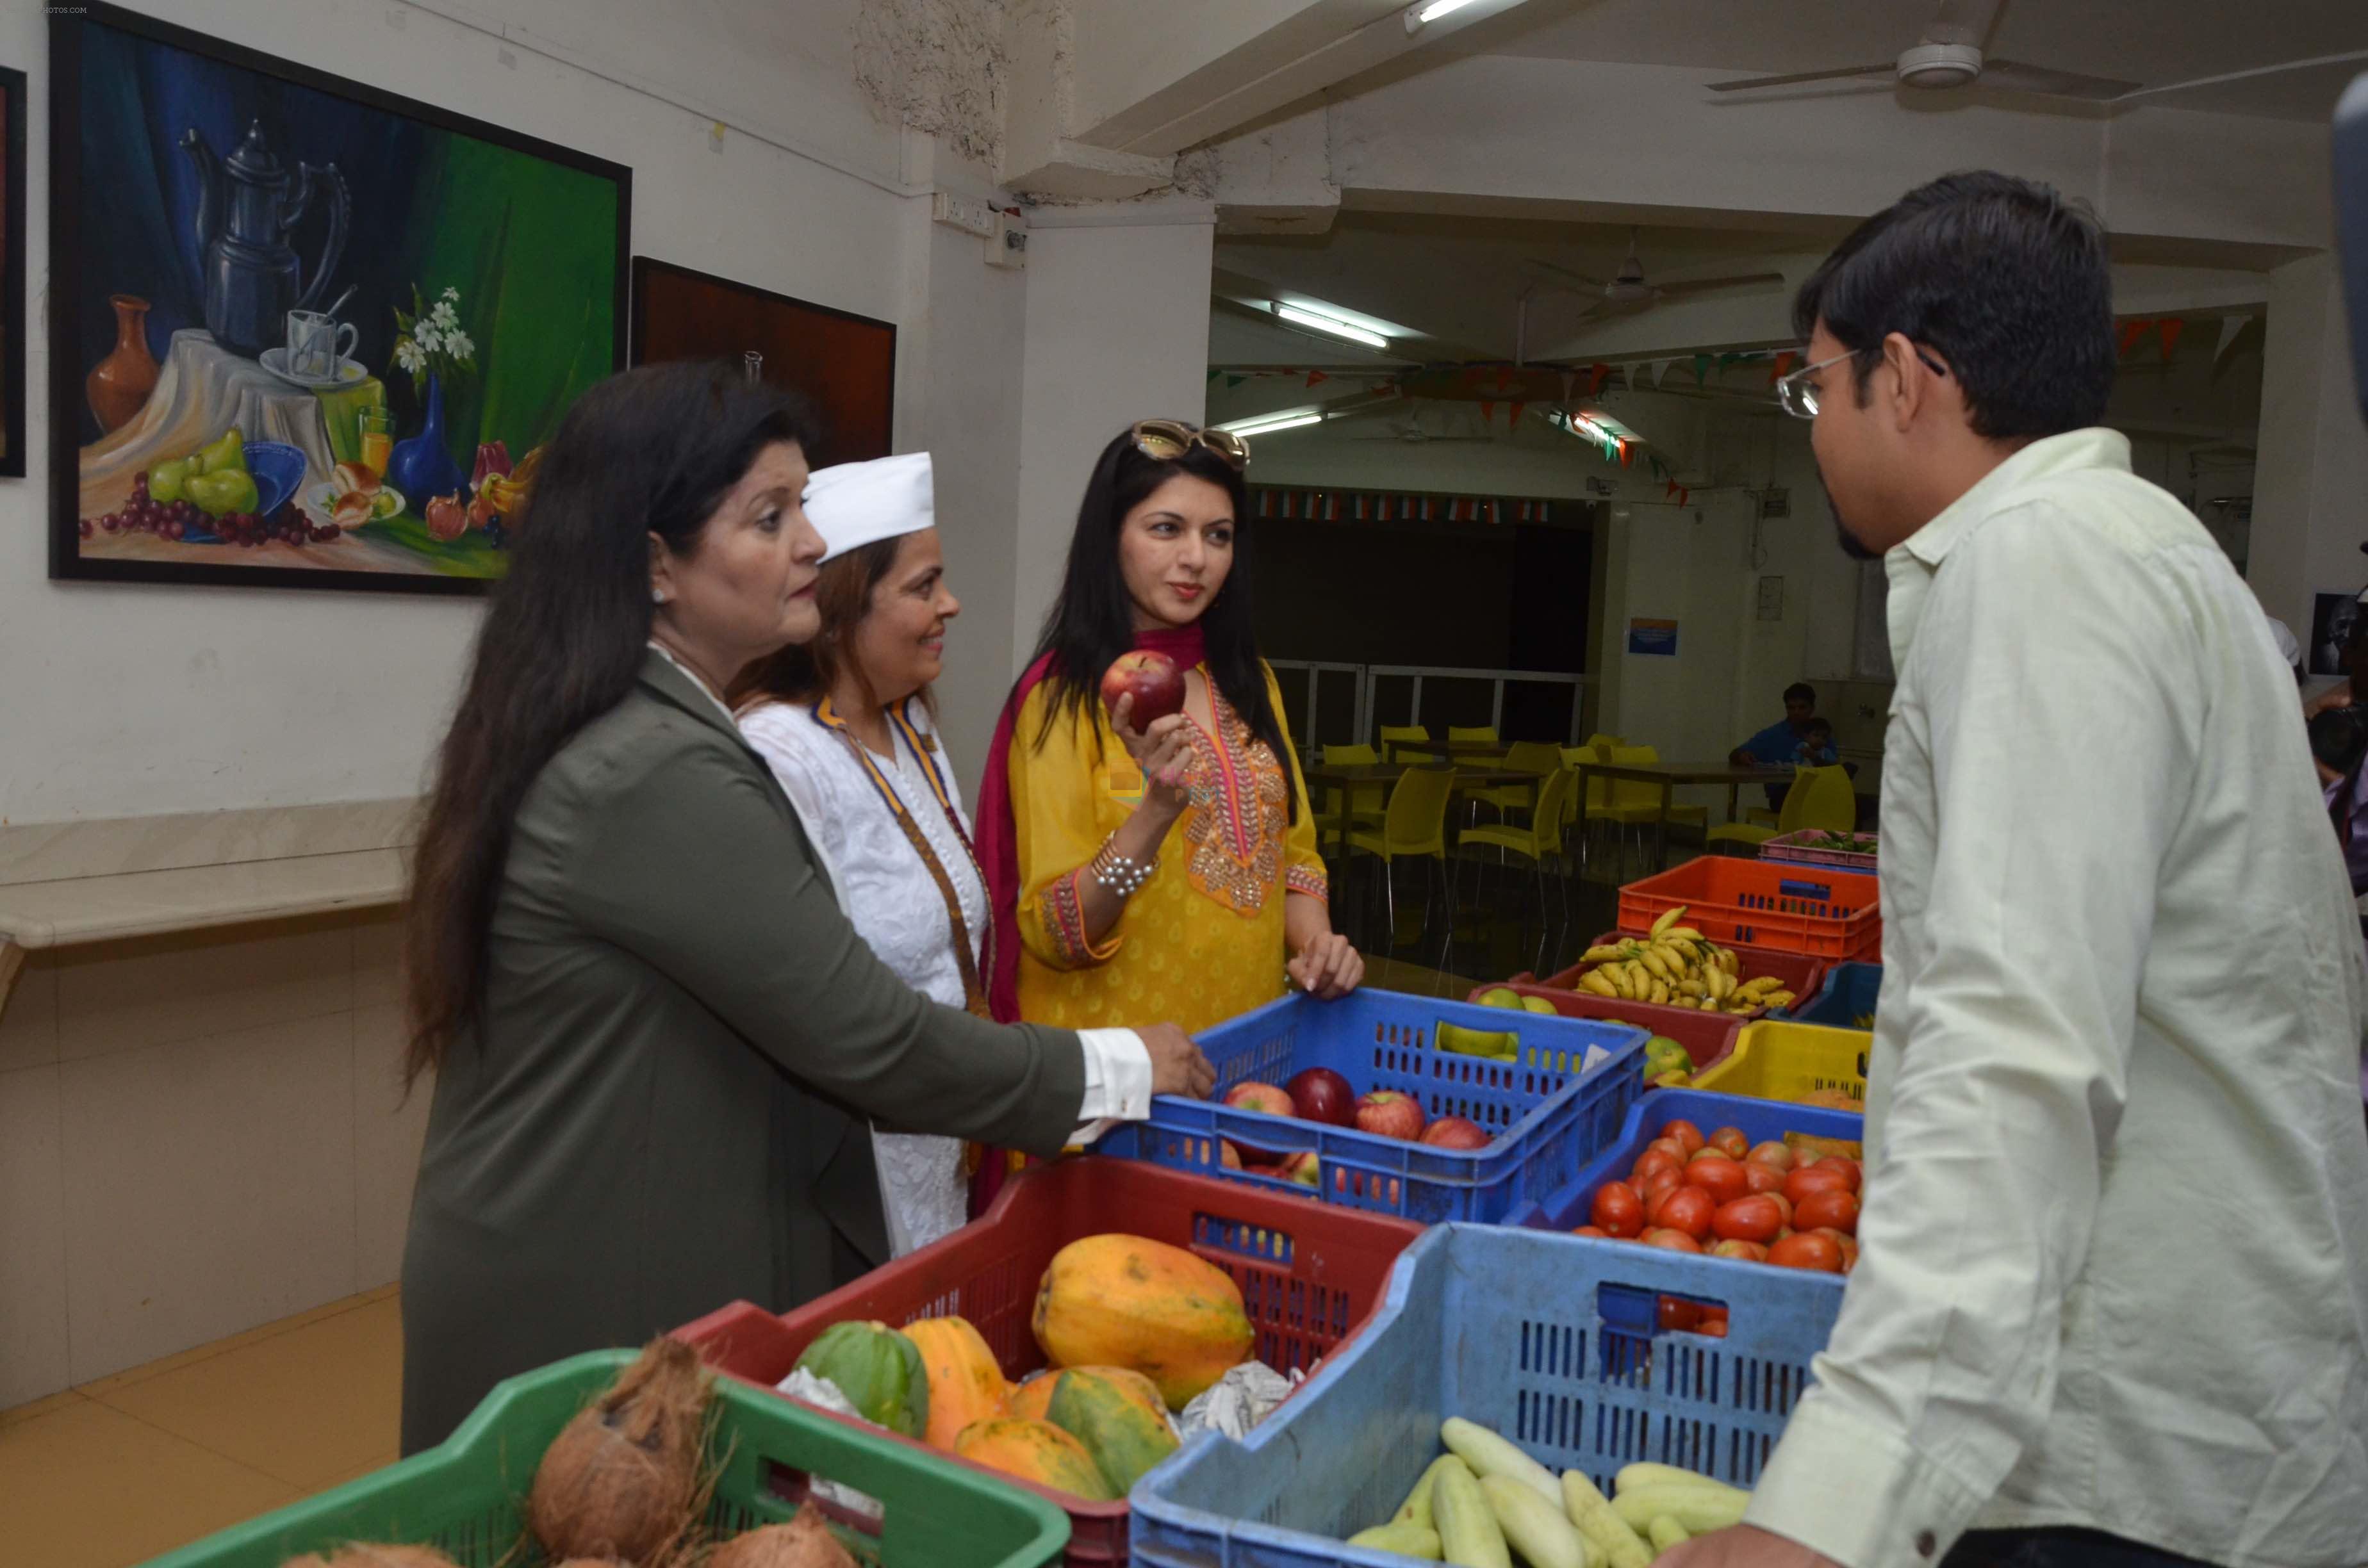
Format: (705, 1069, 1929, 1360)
(49, 3, 630, 594)
(0, 63, 26, 478)
(629, 257, 895, 468)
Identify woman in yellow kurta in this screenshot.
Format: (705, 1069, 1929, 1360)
(976, 420, 1363, 1038)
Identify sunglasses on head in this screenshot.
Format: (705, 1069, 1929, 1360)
(1130, 419, 1248, 471)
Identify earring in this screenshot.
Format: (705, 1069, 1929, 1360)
(652, 588, 666, 605)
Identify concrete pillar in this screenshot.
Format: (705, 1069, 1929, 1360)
(2248, 254, 2368, 651)
(1010, 204, 1218, 677)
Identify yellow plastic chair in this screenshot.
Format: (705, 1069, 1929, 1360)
(1708, 764, 1857, 854)
(1457, 765, 1575, 974)
(1317, 742, 1386, 848)
(1584, 744, 1707, 877)
(1379, 724, 1435, 764)
(1345, 765, 1457, 963)
(1472, 739, 1564, 817)
(1448, 724, 1504, 760)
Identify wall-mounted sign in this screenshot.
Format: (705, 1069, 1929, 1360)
(1627, 617, 1679, 657)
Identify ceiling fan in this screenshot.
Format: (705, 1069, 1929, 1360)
(1709, 0, 2368, 104)
(1525, 231, 1785, 320)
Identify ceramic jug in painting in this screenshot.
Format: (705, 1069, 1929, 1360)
(181, 120, 350, 358)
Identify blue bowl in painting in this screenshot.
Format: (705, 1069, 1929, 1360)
(244, 441, 308, 519)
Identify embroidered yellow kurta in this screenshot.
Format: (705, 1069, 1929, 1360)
(1010, 662, 1328, 1033)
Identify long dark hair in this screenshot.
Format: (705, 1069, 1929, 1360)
(1026, 425, 1296, 821)
(404, 361, 818, 1084)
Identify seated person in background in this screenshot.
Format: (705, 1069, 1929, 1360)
(1731, 681, 1821, 809)
(1792, 717, 1839, 769)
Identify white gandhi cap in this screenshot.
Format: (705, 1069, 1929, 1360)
(803, 452, 935, 564)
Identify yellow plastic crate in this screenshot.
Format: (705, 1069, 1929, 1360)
(1690, 1019, 1871, 1106)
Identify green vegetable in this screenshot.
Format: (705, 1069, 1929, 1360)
(1561, 1470, 1652, 1568)
(1395, 1455, 1470, 1529)
(1433, 1460, 1511, 1568)
(1648, 1516, 1689, 1551)
(1481, 1474, 1591, 1568)
(1441, 1417, 1559, 1507)
(793, 1320, 930, 1438)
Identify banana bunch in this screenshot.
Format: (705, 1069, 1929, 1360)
(1575, 905, 1796, 1015)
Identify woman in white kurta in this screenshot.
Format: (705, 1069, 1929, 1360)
(736, 453, 987, 1254)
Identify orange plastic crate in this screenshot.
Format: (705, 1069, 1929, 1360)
(1618, 856, 1880, 960)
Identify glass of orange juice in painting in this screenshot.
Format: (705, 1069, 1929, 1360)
(359, 406, 393, 476)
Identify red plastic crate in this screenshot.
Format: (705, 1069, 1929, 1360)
(1618, 856, 1880, 960)
(1467, 977, 1743, 1075)
(673, 1156, 1424, 1568)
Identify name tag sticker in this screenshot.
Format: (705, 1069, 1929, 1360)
(1103, 760, 1145, 807)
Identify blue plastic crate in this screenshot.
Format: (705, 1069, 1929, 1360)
(1128, 1224, 1845, 1568)
(1092, 988, 1646, 1224)
(1512, 1088, 1866, 1241)
(1791, 962, 1882, 1030)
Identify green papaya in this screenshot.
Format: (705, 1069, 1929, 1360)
(794, 1320, 930, 1438)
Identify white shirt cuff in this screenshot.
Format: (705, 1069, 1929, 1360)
(1744, 1392, 1989, 1568)
(1070, 1026, 1154, 1144)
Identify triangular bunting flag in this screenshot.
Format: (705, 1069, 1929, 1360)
(1225, 375, 1246, 388)
(2157, 318, 2185, 361)
(2116, 319, 2152, 357)
(1480, 400, 1497, 425)
(1589, 362, 1611, 396)
(1306, 370, 1330, 388)
(1718, 352, 1742, 368)
(1769, 350, 1799, 385)
(1207, 368, 1222, 382)
(1508, 402, 1527, 429)
(1692, 354, 1711, 386)
(1650, 457, 1668, 480)
(1666, 479, 1681, 499)
(1652, 360, 1672, 389)
(1496, 366, 1517, 393)
(1619, 441, 1634, 468)
(1677, 487, 1689, 507)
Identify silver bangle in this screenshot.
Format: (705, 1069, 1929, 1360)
(1090, 838, 1156, 897)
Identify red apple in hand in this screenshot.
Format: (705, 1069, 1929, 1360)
(1354, 1090, 1427, 1141)
(1286, 1067, 1358, 1127)
(1101, 651, 1187, 727)
(1419, 1115, 1490, 1150)
(1222, 1081, 1294, 1117)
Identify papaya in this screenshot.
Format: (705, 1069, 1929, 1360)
(1005, 1373, 1056, 1424)
(901, 1315, 1010, 1451)
(1044, 1366, 1180, 1494)
(793, 1321, 928, 1438)
(1032, 1234, 1254, 1410)
(953, 1417, 1117, 1501)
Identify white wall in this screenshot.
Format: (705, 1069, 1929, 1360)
(0, 0, 930, 827)
(2249, 254, 2368, 641)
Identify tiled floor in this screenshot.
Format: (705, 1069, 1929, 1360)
(0, 1286, 403, 1568)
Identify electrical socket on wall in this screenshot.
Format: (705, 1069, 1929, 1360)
(930, 191, 998, 239)
(988, 211, 1028, 270)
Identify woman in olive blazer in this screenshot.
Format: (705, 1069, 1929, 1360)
(398, 364, 1208, 1453)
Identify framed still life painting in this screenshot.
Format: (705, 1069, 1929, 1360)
(629, 257, 896, 469)
(49, 3, 630, 593)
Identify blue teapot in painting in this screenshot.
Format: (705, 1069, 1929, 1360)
(181, 121, 350, 358)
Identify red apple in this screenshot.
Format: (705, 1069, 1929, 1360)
(1100, 650, 1187, 726)
(1285, 1066, 1358, 1127)
(1278, 1150, 1322, 1188)
(1354, 1090, 1427, 1141)
(1220, 1140, 1244, 1170)
(1222, 1081, 1294, 1117)
(1419, 1115, 1491, 1151)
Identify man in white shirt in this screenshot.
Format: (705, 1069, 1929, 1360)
(1668, 172, 2368, 1568)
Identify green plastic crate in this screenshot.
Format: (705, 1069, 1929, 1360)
(138, 1350, 1071, 1568)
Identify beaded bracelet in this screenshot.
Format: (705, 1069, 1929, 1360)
(1090, 837, 1157, 898)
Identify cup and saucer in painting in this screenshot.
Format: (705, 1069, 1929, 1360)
(259, 348, 370, 390)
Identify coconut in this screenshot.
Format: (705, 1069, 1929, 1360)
(280, 1549, 461, 1568)
(527, 1338, 716, 1567)
(705, 1503, 857, 1568)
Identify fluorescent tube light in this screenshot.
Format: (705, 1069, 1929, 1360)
(1222, 409, 1324, 437)
(1406, 0, 1481, 30)
(1272, 303, 1389, 350)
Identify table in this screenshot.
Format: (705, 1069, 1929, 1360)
(1386, 739, 1510, 763)
(1572, 758, 1792, 872)
(1302, 761, 1543, 851)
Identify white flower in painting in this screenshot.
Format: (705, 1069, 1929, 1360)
(414, 323, 444, 355)
(445, 331, 476, 362)
(429, 300, 459, 331)
(441, 285, 459, 302)
(395, 338, 426, 375)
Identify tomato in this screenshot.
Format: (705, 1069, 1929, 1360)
(1813, 1157, 1862, 1193)
(1631, 1149, 1681, 1185)
(1685, 1155, 1750, 1205)
(1660, 1119, 1706, 1157)
(1656, 1185, 1715, 1241)
(1743, 1161, 1789, 1195)
(1784, 1166, 1852, 1207)
(1764, 1191, 1793, 1228)
(1709, 1194, 1784, 1243)
(1657, 1295, 1705, 1331)
(1709, 1238, 1769, 1263)
(1645, 1137, 1689, 1165)
(1766, 1232, 1845, 1272)
(1793, 1188, 1860, 1236)
(1641, 1167, 1684, 1210)
(1814, 1227, 1860, 1272)
(1591, 1180, 1646, 1238)
(1640, 1227, 1704, 1253)
(1571, 1225, 1611, 1239)
(1707, 1126, 1750, 1160)
(1745, 1141, 1794, 1172)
